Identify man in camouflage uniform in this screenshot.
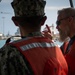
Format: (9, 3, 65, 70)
(0, 0, 68, 75)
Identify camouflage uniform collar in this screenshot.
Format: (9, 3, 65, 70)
(21, 32, 43, 38)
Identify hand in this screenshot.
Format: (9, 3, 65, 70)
(42, 24, 53, 40)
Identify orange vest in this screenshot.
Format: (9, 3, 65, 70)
(65, 41, 75, 75)
(10, 37, 68, 75)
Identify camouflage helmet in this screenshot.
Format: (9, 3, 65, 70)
(11, 0, 46, 17)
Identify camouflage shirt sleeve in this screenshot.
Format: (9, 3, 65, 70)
(0, 45, 34, 75)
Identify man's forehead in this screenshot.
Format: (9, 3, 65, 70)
(57, 14, 65, 20)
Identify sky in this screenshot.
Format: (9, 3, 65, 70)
(0, 0, 75, 35)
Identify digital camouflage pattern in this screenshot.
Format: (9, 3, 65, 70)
(11, 0, 46, 17)
(0, 0, 46, 74)
(0, 32, 43, 75)
(0, 45, 34, 75)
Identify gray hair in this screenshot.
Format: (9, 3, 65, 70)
(58, 7, 75, 18)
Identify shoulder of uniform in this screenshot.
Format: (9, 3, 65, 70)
(0, 44, 20, 57)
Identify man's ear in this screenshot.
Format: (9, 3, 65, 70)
(40, 16, 47, 26)
(12, 16, 19, 26)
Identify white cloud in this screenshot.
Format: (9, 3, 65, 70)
(1, 0, 13, 3)
(45, 6, 69, 10)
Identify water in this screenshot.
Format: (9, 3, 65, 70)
(0, 40, 6, 48)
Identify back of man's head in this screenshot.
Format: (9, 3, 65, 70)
(11, 0, 46, 17)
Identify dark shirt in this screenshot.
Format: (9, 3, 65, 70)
(66, 35, 75, 54)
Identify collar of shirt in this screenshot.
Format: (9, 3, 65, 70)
(21, 32, 43, 38)
(66, 35, 75, 54)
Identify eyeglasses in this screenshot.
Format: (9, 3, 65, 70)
(56, 17, 69, 26)
(56, 15, 75, 26)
